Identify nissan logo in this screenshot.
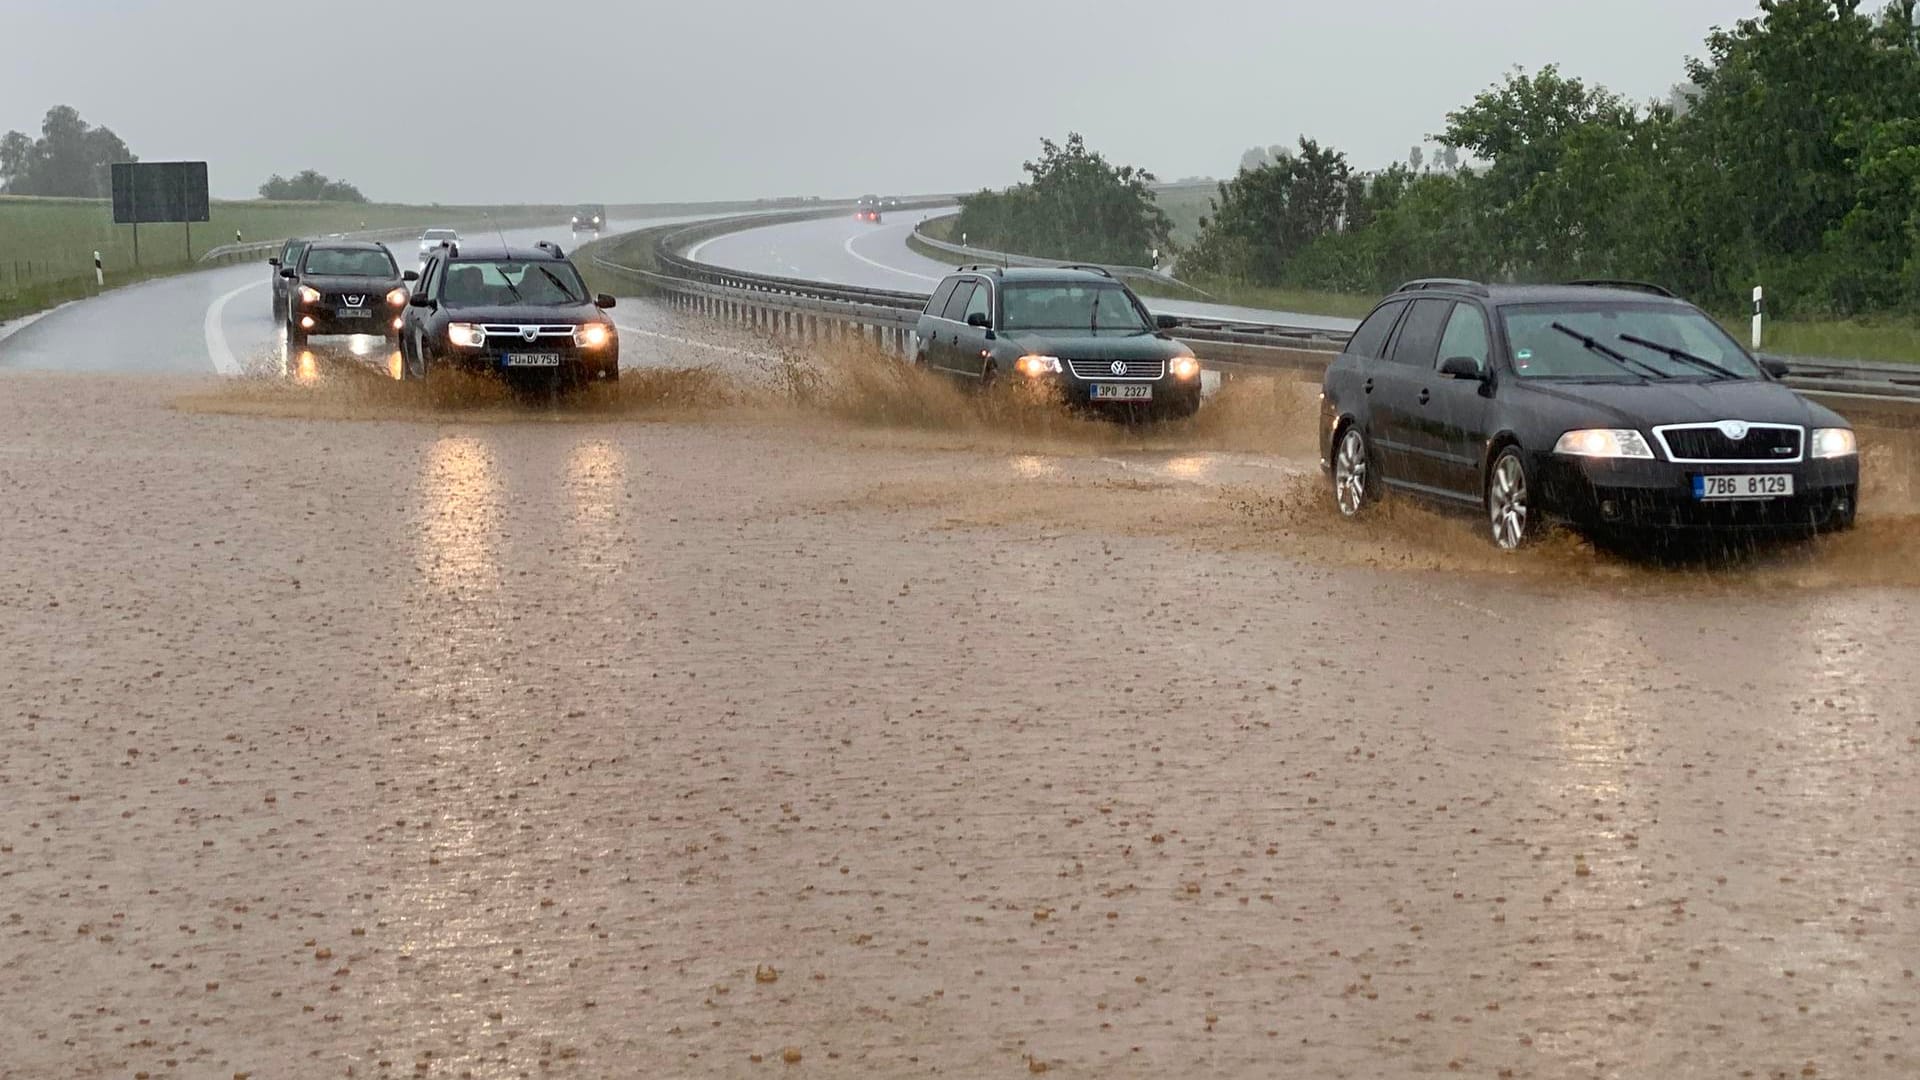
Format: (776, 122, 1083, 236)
(343, 294, 365, 307)
(1110, 361, 1128, 375)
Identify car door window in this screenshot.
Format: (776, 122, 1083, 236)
(963, 281, 992, 326)
(1388, 299, 1452, 367)
(1345, 300, 1407, 359)
(1435, 303, 1489, 373)
(941, 281, 977, 322)
(924, 279, 959, 317)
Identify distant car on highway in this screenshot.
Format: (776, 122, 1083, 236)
(913, 266, 1202, 419)
(570, 205, 606, 236)
(417, 228, 459, 259)
(1320, 278, 1860, 549)
(855, 195, 883, 224)
(279, 240, 413, 351)
(268, 237, 312, 321)
(397, 240, 619, 385)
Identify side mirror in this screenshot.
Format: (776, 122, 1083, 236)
(594, 294, 617, 310)
(1439, 356, 1487, 380)
(965, 311, 991, 329)
(408, 295, 434, 308)
(402, 270, 419, 282)
(279, 268, 297, 279)
(1155, 314, 1181, 330)
(1761, 358, 1790, 378)
(267, 257, 280, 267)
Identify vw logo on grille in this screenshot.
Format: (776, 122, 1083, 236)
(521, 326, 540, 343)
(1110, 360, 1128, 376)
(1717, 421, 1750, 440)
(343, 294, 365, 307)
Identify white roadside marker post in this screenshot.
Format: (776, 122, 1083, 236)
(1751, 286, 1764, 351)
(94, 251, 103, 287)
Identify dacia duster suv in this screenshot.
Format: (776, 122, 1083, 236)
(397, 240, 619, 384)
(913, 266, 1202, 418)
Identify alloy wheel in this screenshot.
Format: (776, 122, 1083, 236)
(1488, 453, 1531, 550)
(1334, 427, 1370, 517)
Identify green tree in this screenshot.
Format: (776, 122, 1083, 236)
(1184, 138, 1354, 281)
(0, 105, 135, 197)
(259, 169, 368, 203)
(951, 134, 1171, 265)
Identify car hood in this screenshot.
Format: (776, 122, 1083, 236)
(438, 303, 601, 324)
(1514, 377, 1848, 430)
(1001, 330, 1190, 361)
(302, 274, 401, 292)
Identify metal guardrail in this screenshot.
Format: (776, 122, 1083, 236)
(586, 210, 1920, 414)
(907, 211, 1190, 287)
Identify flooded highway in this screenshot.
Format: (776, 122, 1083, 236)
(3, 327, 1918, 1078)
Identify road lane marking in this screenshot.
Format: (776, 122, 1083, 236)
(843, 229, 941, 284)
(204, 279, 269, 376)
(613, 323, 780, 362)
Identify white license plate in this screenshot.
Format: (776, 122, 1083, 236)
(502, 353, 561, 368)
(1694, 473, 1793, 500)
(1089, 383, 1152, 402)
(336, 308, 370, 319)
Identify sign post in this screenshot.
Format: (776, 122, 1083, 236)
(1751, 286, 1764, 351)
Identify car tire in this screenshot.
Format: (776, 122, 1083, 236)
(1485, 446, 1538, 550)
(286, 321, 307, 351)
(1821, 488, 1858, 534)
(1332, 423, 1377, 518)
(979, 361, 998, 391)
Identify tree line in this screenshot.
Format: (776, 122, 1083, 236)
(3, 105, 368, 204)
(958, 0, 1920, 318)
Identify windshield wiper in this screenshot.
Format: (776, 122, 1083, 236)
(1549, 322, 1668, 379)
(534, 266, 582, 303)
(497, 273, 524, 303)
(1618, 333, 1741, 380)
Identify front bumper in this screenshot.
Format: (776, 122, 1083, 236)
(445, 344, 620, 379)
(294, 305, 405, 337)
(1020, 373, 1204, 416)
(1535, 452, 1860, 532)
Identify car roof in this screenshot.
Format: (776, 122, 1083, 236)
(303, 240, 390, 253)
(1386, 279, 1692, 308)
(947, 266, 1123, 285)
(444, 243, 570, 262)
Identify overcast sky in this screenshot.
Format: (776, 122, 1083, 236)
(1, 0, 1760, 205)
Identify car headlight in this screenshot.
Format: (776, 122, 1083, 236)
(573, 323, 612, 349)
(1810, 427, 1857, 459)
(592, 216, 601, 225)
(1170, 356, 1200, 379)
(448, 323, 488, 348)
(1015, 355, 1061, 377)
(386, 288, 408, 307)
(1554, 429, 1655, 459)
(298, 285, 322, 305)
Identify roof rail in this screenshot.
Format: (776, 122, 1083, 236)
(535, 239, 565, 258)
(1056, 264, 1116, 279)
(1395, 277, 1489, 296)
(955, 264, 1004, 274)
(1567, 279, 1677, 298)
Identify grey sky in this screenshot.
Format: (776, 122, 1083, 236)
(1, 0, 1760, 204)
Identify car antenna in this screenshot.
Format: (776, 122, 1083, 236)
(487, 213, 508, 251)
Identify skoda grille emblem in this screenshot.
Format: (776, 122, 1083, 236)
(1110, 360, 1127, 376)
(522, 326, 540, 343)
(1718, 421, 1750, 440)
(344, 295, 365, 308)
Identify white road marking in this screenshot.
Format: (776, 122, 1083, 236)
(685, 234, 724, 263)
(613, 323, 780, 362)
(843, 229, 941, 284)
(204, 279, 268, 376)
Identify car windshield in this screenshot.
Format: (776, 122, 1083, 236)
(302, 248, 396, 277)
(442, 260, 587, 307)
(1002, 283, 1149, 333)
(1499, 302, 1764, 380)
(421, 230, 457, 241)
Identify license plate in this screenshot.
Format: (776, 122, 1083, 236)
(336, 308, 370, 319)
(1694, 473, 1793, 500)
(502, 353, 561, 368)
(1089, 383, 1152, 402)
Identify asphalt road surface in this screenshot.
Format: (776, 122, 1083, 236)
(2, 370, 1917, 1078)
(687, 208, 1362, 332)
(0, 215, 716, 376)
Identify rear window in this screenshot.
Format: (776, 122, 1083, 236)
(303, 248, 396, 277)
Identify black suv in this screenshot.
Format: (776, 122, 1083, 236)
(913, 267, 1203, 418)
(570, 205, 606, 236)
(397, 240, 619, 383)
(1321, 279, 1860, 548)
(279, 240, 410, 349)
(267, 237, 311, 321)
